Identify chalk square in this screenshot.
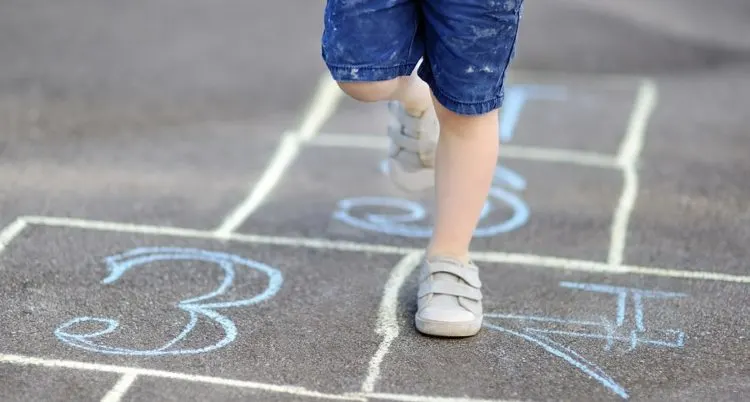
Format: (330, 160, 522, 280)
(0, 121, 284, 229)
(501, 76, 643, 155)
(238, 146, 622, 261)
(0, 363, 122, 402)
(0, 223, 396, 394)
(377, 262, 750, 401)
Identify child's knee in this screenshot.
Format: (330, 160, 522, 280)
(337, 79, 400, 103)
(433, 97, 499, 137)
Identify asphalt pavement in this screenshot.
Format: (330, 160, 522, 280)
(1, 1, 749, 401)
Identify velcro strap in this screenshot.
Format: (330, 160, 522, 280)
(387, 124, 421, 151)
(418, 281, 482, 301)
(421, 262, 481, 288)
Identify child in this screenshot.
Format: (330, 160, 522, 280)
(321, 0, 524, 337)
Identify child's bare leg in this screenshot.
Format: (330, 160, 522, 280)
(410, 0, 524, 338)
(338, 72, 439, 192)
(411, 94, 499, 338)
(427, 99, 499, 262)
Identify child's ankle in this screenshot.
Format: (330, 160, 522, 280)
(425, 250, 472, 265)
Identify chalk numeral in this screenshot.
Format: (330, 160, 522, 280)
(55, 247, 282, 356)
(333, 166, 529, 238)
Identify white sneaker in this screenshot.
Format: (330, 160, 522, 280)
(385, 100, 439, 192)
(415, 256, 483, 337)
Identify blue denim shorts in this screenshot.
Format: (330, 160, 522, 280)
(321, 0, 524, 115)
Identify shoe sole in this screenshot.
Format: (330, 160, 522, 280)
(415, 315, 483, 338)
(386, 158, 435, 192)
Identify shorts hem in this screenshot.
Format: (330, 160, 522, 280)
(326, 63, 418, 82)
(437, 94, 504, 116)
(427, 80, 505, 116)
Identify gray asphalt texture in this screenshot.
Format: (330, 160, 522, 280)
(1, 1, 749, 401)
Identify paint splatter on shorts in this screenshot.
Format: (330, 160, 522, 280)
(321, 0, 524, 115)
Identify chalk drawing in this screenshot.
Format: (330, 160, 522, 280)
(55, 247, 282, 356)
(334, 165, 529, 238)
(484, 281, 687, 399)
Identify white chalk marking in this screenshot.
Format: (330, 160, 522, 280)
(24, 215, 415, 255)
(297, 74, 346, 141)
(214, 74, 343, 236)
(0, 353, 521, 401)
(0, 218, 27, 255)
(0, 354, 364, 401)
(498, 144, 616, 168)
(469, 250, 750, 283)
(25, 215, 218, 239)
(310, 133, 618, 169)
(609, 80, 658, 266)
(616, 80, 657, 166)
(310, 133, 390, 150)
(18, 215, 750, 284)
(214, 132, 301, 237)
(362, 392, 519, 402)
(100, 372, 138, 402)
(507, 69, 646, 88)
(362, 252, 423, 393)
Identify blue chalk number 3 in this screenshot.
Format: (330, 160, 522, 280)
(54, 247, 282, 356)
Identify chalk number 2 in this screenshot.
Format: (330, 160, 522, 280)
(333, 165, 530, 238)
(55, 247, 282, 356)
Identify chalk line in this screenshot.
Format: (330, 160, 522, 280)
(608, 79, 658, 266)
(498, 144, 616, 168)
(0, 354, 364, 401)
(24, 215, 415, 255)
(506, 69, 645, 88)
(617, 80, 657, 165)
(469, 250, 750, 283)
(214, 74, 343, 237)
(362, 251, 423, 393)
(0, 218, 27, 255)
(310, 133, 389, 150)
(100, 372, 138, 402)
(310, 133, 618, 169)
(0, 353, 522, 401)
(296, 74, 346, 142)
(363, 393, 520, 402)
(18, 215, 750, 283)
(213, 132, 301, 237)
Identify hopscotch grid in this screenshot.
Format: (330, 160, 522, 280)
(0, 76, 725, 402)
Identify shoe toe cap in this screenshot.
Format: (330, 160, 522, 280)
(417, 306, 476, 323)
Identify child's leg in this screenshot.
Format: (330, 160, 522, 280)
(322, 0, 440, 192)
(428, 98, 499, 262)
(414, 0, 524, 337)
(321, 0, 425, 108)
